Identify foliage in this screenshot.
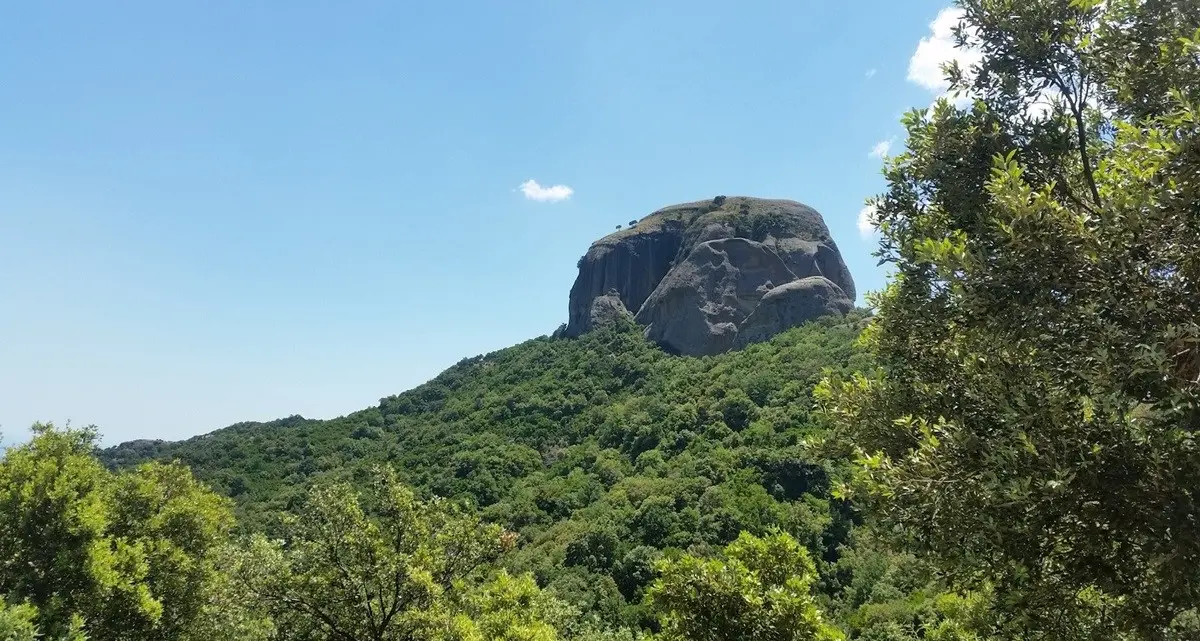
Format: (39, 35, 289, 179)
(1, 425, 654, 641)
(231, 466, 559, 641)
(818, 0, 1200, 638)
(462, 571, 560, 641)
(647, 530, 841, 641)
(0, 599, 39, 641)
(100, 314, 872, 628)
(0, 597, 88, 641)
(0, 424, 237, 641)
(183, 544, 274, 641)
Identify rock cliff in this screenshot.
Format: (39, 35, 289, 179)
(565, 196, 855, 355)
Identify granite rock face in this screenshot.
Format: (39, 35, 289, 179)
(733, 276, 854, 349)
(565, 197, 856, 355)
(587, 290, 634, 330)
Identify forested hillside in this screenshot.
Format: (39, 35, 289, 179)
(101, 315, 865, 528)
(101, 316, 899, 629)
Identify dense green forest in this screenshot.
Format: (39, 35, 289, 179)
(98, 314, 897, 629)
(10, 318, 981, 641)
(99, 314, 869, 545)
(5, 1, 1200, 639)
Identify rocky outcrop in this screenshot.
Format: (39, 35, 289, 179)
(733, 277, 854, 349)
(566, 224, 683, 334)
(588, 290, 634, 330)
(635, 238, 800, 355)
(565, 196, 856, 355)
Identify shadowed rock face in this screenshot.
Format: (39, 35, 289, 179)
(567, 222, 683, 334)
(565, 197, 856, 355)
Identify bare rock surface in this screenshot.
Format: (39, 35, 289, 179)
(565, 197, 856, 355)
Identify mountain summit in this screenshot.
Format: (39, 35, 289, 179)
(565, 196, 856, 355)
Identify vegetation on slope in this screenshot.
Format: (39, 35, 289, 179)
(8, 313, 975, 640)
(101, 315, 906, 631)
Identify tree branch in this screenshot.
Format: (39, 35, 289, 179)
(1049, 66, 1103, 208)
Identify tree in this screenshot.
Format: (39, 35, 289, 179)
(0, 423, 241, 641)
(817, 0, 1200, 637)
(234, 466, 558, 641)
(565, 529, 619, 572)
(647, 530, 841, 641)
(0, 597, 87, 641)
(462, 571, 559, 641)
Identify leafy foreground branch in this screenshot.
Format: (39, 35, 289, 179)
(0, 424, 238, 641)
(818, 0, 1200, 638)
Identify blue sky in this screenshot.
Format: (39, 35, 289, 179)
(2, 0, 959, 445)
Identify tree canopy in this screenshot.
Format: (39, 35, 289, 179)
(0, 424, 237, 641)
(649, 530, 840, 641)
(818, 0, 1200, 637)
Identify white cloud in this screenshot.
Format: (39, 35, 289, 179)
(905, 7, 1102, 121)
(868, 139, 893, 159)
(908, 7, 981, 104)
(865, 68, 877, 79)
(857, 204, 878, 238)
(519, 179, 574, 203)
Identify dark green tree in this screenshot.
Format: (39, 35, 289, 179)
(818, 0, 1200, 637)
(565, 529, 620, 572)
